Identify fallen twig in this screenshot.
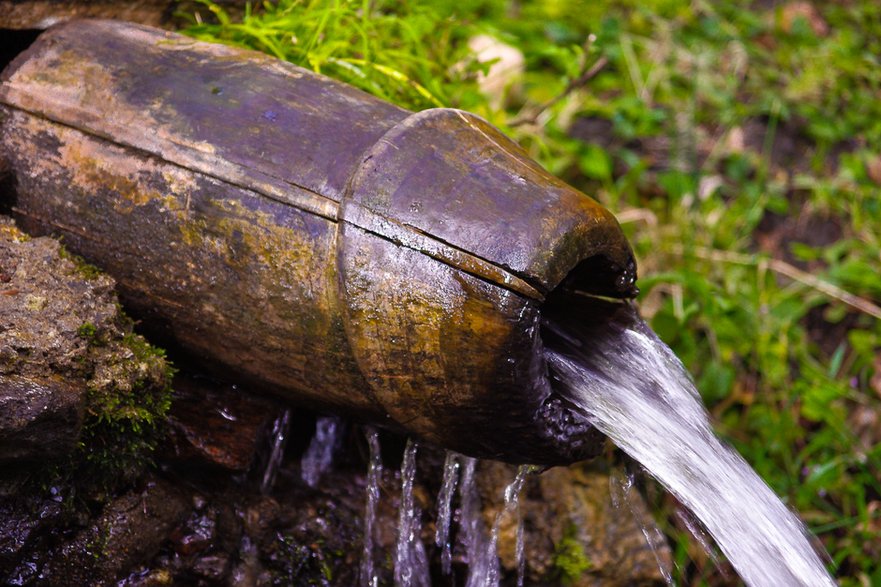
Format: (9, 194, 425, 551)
(509, 53, 608, 127)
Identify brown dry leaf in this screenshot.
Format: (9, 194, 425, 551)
(848, 404, 880, 453)
(864, 155, 881, 185)
(858, 501, 881, 535)
(779, 2, 829, 37)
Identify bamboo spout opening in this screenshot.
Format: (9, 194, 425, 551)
(0, 29, 40, 73)
(533, 252, 639, 462)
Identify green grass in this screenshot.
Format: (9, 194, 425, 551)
(183, 1, 881, 584)
(182, 0, 488, 111)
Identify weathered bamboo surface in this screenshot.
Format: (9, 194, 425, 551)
(0, 20, 635, 464)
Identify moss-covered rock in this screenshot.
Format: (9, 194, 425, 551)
(0, 215, 172, 489)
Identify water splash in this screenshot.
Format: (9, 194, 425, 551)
(361, 428, 382, 587)
(609, 468, 673, 585)
(435, 451, 460, 575)
(544, 301, 836, 586)
(394, 439, 430, 587)
(301, 416, 341, 488)
(260, 408, 291, 494)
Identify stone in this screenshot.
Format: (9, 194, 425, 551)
(0, 375, 82, 461)
(478, 461, 673, 585)
(0, 218, 102, 461)
(37, 478, 190, 586)
(0, 493, 63, 571)
(162, 372, 281, 472)
(0, 216, 172, 481)
(468, 34, 525, 108)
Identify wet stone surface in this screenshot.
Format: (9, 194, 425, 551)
(0, 217, 105, 461)
(478, 461, 673, 586)
(0, 376, 82, 461)
(35, 479, 190, 586)
(162, 372, 282, 473)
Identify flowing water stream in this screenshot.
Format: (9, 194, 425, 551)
(609, 468, 674, 584)
(260, 408, 291, 494)
(543, 297, 836, 587)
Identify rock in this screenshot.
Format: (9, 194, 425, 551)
(0, 493, 63, 572)
(0, 0, 246, 30)
(479, 461, 673, 585)
(162, 372, 281, 472)
(0, 218, 102, 461)
(117, 568, 174, 586)
(0, 375, 82, 461)
(37, 478, 190, 586)
(468, 34, 525, 108)
(27, 426, 680, 586)
(0, 215, 172, 483)
(256, 467, 390, 586)
(190, 553, 231, 582)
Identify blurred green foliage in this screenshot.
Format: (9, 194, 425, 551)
(183, 1, 881, 583)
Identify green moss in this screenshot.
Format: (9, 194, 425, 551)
(552, 523, 592, 585)
(77, 325, 174, 491)
(29, 316, 174, 504)
(58, 245, 103, 280)
(77, 321, 98, 342)
(24, 294, 47, 311)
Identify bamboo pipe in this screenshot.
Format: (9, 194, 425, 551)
(0, 20, 637, 465)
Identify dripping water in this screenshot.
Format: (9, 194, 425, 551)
(361, 428, 382, 587)
(394, 439, 430, 586)
(673, 501, 729, 579)
(301, 416, 341, 488)
(457, 457, 493, 587)
(260, 408, 291, 494)
(466, 465, 530, 587)
(512, 465, 531, 587)
(609, 468, 673, 584)
(543, 297, 836, 586)
(435, 451, 460, 576)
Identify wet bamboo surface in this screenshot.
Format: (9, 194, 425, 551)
(0, 20, 634, 464)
